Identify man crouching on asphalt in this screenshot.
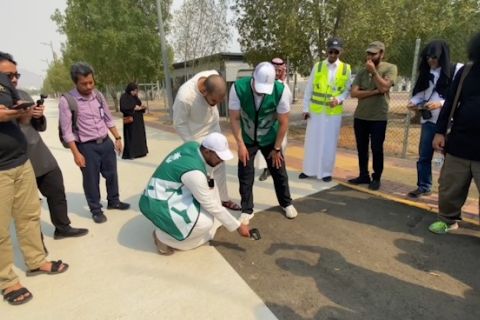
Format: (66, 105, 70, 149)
(139, 132, 251, 255)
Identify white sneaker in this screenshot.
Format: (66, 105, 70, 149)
(283, 205, 298, 219)
(239, 212, 254, 225)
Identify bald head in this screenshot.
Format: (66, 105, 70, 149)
(198, 74, 226, 106)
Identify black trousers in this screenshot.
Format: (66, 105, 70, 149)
(36, 166, 71, 230)
(353, 118, 387, 181)
(238, 144, 292, 214)
(77, 138, 119, 215)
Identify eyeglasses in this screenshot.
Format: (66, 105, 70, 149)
(328, 50, 340, 55)
(5, 72, 21, 80)
(426, 55, 438, 60)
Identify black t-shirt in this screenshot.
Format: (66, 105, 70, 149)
(437, 63, 480, 161)
(0, 74, 27, 170)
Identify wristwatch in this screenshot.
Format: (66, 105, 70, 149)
(115, 136, 122, 141)
(274, 147, 281, 152)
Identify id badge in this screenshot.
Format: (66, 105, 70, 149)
(99, 107, 105, 119)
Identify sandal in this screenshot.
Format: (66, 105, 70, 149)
(3, 287, 33, 305)
(222, 200, 241, 211)
(152, 231, 175, 256)
(26, 260, 69, 277)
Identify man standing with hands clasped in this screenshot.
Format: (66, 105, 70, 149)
(59, 62, 130, 224)
(299, 37, 352, 182)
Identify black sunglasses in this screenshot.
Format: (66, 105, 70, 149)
(328, 50, 340, 55)
(427, 55, 438, 60)
(4, 72, 21, 80)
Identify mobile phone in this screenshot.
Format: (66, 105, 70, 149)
(11, 101, 35, 110)
(249, 228, 261, 240)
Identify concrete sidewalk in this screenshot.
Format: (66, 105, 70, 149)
(2, 100, 335, 319)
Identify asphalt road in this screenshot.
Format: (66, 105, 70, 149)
(214, 185, 480, 320)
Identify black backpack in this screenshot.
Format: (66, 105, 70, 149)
(58, 90, 102, 148)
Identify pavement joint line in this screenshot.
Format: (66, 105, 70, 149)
(336, 180, 479, 226)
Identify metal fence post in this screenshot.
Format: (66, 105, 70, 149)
(401, 38, 421, 158)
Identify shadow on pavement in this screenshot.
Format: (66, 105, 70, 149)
(214, 185, 480, 320)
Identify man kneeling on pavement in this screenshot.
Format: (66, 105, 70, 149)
(139, 133, 251, 255)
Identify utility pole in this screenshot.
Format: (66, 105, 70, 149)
(156, 0, 174, 119)
(40, 41, 57, 62)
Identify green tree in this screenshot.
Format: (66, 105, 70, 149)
(171, 0, 230, 79)
(234, 0, 480, 76)
(42, 59, 72, 95)
(52, 0, 172, 109)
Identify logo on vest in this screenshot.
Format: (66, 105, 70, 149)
(165, 152, 182, 163)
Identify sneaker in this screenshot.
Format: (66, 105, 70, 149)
(348, 176, 371, 185)
(322, 176, 332, 182)
(92, 212, 107, 224)
(298, 172, 310, 179)
(259, 169, 270, 181)
(407, 188, 432, 198)
(239, 212, 254, 225)
(368, 180, 381, 190)
(428, 221, 459, 234)
(282, 205, 298, 219)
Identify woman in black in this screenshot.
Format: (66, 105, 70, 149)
(120, 83, 148, 159)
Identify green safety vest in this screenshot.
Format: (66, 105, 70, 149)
(310, 60, 351, 115)
(139, 142, 207, 241)
(234, 77, 284, 147)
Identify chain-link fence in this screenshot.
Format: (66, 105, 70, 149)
(289, 31, 475, 159)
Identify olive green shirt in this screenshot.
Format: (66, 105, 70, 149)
(352, 61, 398, 121)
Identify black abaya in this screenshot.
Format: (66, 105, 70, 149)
(120, 93, 148, 159)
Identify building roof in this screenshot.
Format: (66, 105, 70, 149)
(172, 52, 245, 70)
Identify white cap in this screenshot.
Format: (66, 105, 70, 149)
(253, 62, 276, 95)
(201, 132, 233, 161)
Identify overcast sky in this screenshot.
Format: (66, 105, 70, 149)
(0, 0, 240, 78)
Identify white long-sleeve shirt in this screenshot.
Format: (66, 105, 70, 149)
(303, 59, 352, 112)
(173, 70, 221, 142)
(180, 170, 240, 232)
(410, 63, 463, 124)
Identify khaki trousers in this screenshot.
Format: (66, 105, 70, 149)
(438, 154, 480, 224)
(0, 160, 47, 290)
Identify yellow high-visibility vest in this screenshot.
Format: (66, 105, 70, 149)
(310, 60, 351, 115)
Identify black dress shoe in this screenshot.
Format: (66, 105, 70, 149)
(368, 180, 381, 190)
(54, 227, 89, 240)
(298, 172, 310, 179)
(107, 201, 130, 210)
(92, 212, 107, 224)
(322, 176, 332, 182)
(348, 176, 371, 185)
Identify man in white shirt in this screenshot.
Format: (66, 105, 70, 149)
(299, 37, 352, 182)
(173, 70, 240, 211)
(139, 133, 250, 255)
(229, 62, 298, 222)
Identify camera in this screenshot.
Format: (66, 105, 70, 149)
(417, 103, 432, 120)
(36, 94, 48, 107)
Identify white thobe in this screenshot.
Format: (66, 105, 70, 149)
(302, 59, 351, 179)
(172, 70, 229, 201)
(155, 170, 241, 251)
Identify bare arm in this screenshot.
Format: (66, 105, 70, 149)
(229, 109, 249, 167)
